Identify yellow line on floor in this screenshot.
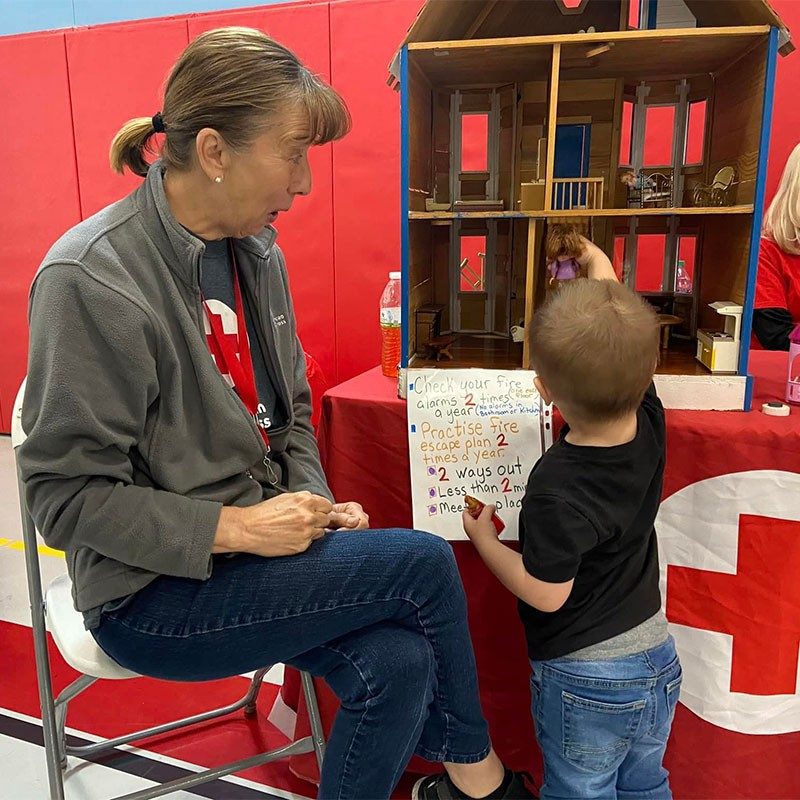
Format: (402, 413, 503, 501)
(0, 538, 63, 559)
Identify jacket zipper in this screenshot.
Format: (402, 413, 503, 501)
(253, 254, 294, 434)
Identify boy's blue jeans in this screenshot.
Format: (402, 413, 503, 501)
(91, 529, 491, 799)
(531, 637, 681, 800)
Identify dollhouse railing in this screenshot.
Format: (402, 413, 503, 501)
(551, 177, 605, 211)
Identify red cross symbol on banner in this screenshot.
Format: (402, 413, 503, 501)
(667, 514, 800, 696)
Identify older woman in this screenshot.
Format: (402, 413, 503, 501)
(17, 28, 531, 800)
(754, 142, 800, 350)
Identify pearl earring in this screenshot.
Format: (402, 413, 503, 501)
(214, 176, 223, 184)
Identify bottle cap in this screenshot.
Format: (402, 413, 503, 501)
(389, 271, 401, 280)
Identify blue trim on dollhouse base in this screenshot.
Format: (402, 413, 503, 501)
(739, 26, 779, 384)
(400, 46, 410, 369)
(744, 374, 755, 411)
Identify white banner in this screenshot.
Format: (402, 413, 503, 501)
(407, 368, 551, 541)
(657, 470, 800, 734)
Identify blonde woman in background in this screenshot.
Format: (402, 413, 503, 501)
(17, 28, 531, 800)
(754, 142, 800, 349)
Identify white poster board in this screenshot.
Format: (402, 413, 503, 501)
(407, 369, 552, 541)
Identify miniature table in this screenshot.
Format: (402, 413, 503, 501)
(657, 313, 683, 349)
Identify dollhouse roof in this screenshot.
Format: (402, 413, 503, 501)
(394, 0, 792, 56)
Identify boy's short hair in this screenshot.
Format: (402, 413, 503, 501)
(529, 280, 659, 421)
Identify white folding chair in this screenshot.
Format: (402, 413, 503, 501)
(11, 379, 325, 799)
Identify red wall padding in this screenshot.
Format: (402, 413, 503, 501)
(66, 17, 190, 219)
(0, 32, 82, 431)
(764, 2, 800, 202)
(4, 0, 800, 433)
(189, 1, 339, 384)
(329, 0, 424, 380)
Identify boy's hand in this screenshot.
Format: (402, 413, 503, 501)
(462, 504, 499, 544)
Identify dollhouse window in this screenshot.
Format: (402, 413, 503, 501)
(628, 0, 641, 28)
(685, 100, 707, 165)
(619, 101, 634, 167)
(634, 234, 667, 293)
(459, 235, 486, 292)
(643, 106, 675, 166)
(460, 114, 489, 173)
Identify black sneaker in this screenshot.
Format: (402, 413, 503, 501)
(412, 770, 536, 800)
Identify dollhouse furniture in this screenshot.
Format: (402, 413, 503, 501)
(693, 165, 737, 206)
(638, 170, 673, 207)
(624, 170, 673, 207)
(696, 300, 744, 373)
(426, 334, 456, 361)
(658, 312, 683, 349)
(414, 303, 445, 352)
(391, 0, 793, 410)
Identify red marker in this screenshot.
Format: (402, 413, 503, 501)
(464, 494, 505, 535)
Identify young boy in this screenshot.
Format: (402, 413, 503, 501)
(464, 278, 681, 800)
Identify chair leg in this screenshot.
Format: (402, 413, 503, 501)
(18, 467, 67, 800)
(300, 670, 326, 772)
(243, 667, 269, 717)
(55, 702, 68, 770)
(53, 673, 96, 768)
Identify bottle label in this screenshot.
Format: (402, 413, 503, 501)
(380, 307, 401, 326)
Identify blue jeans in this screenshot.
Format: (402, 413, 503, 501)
(530, 638, 681, 800)
(92, 529, 491, 799)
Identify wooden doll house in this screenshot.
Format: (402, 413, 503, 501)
(390, 0, 793, 409)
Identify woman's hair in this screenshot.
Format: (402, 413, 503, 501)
(545, 223, 585, 262)
(763, 142, 800, 255)
(110, 27, 351, 177)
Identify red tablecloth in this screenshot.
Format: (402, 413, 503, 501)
(290, 352, 800, 798)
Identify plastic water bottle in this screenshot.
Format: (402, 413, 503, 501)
(675, 260, 692, 294)
(785, 324, 800, 404)
(380, 272, 402, 378)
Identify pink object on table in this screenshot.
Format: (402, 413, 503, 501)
(785, 324, 800, 404)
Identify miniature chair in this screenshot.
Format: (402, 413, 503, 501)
(693, 166, 736, 207)
(427, 334, 456, 361)
(11, 379, 326, 800)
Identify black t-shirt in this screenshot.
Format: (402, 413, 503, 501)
(518, 384, 665, 660)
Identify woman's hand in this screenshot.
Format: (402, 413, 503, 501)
(328, 501, 370, 530)
(214, 491, 333, 556)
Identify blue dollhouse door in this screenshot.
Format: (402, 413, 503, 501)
(554, 123, 591, 209)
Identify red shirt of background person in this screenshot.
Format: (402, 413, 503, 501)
(754, 143, 800, 350)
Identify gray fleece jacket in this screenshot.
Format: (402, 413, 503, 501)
(18, 163, 333, 615)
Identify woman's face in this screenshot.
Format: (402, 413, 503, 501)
(219, 105, 313, 238)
